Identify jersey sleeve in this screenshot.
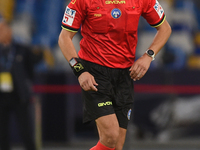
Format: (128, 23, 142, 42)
(61, 0, 87, 32)
(142, 0, 166, 27)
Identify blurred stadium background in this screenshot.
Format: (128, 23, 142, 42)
(1, 0, 200, 150)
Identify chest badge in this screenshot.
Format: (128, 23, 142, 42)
(111, 8, 122, 19)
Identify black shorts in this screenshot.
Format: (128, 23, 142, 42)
(81, 60, 134, 129)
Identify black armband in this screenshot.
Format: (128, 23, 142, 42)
(69, 57, 87, 77)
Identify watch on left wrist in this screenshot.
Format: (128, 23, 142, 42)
(145, 49, 155, 61)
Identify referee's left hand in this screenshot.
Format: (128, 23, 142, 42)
(129, 54, 152, 81)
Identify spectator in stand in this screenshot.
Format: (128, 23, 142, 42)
(0, 14, 43, 150)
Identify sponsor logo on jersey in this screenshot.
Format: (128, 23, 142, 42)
(105, 1, 126, 4)
(111, 8, 122, 19)
(94, 14, 102, 17)
(62, 6, 76, 26)
(127, 109, 132, 120)
(71, 0, 76, 4)
(154, 0, 164, 18)
(98, 101, 112, 107)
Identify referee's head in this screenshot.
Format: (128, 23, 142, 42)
(0, 13, 12, 46)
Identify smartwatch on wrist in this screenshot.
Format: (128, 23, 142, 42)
(145, 49, 155, 61)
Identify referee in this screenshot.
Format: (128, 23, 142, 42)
(58, 0, 171, 150)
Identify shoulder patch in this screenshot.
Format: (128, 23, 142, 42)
(62, 6, 76, 26)
(154, 0, 164, 18)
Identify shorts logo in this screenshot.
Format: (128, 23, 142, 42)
(98, 101, 112, 107)
(111, 8, 121, 19)
(154, 0, 164, 18)
(62, 6, 76, 26)
(127, 109, 132, 120)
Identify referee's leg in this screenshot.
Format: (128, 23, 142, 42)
(115, 127, 127, 150)
(91, 114, 127, 150)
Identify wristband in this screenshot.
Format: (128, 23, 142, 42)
(69, 57, 87, 77)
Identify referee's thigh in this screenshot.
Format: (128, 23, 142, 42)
(95, 114, 120, 147)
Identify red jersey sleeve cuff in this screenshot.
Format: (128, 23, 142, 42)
(150, 14, 166, 28)
(61, 24, 79, 32)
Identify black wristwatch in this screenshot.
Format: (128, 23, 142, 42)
(145, 49, 155, 61)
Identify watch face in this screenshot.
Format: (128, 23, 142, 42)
(148, 50, 154, 56)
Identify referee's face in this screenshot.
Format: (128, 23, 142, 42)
(0, 21, 12, 46)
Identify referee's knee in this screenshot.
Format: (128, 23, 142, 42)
(100, 126, 120, 147)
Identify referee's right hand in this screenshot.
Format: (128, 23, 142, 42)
(78, 72, 98, 91)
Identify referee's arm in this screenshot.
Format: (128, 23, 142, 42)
(130, 19, 171, 81)
(148, 19, 172, 56)
(58, 29, 98, 92)
(58, 29, 78, 62)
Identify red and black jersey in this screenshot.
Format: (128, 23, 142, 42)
(61, 0, 165, 68)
